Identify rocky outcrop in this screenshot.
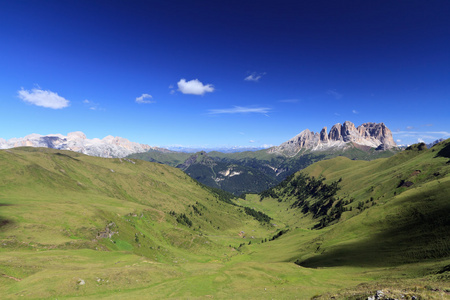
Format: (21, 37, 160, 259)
(319, 127, 328, 143)
(0, 131, 162, 158)
(270, 121, 397, 156)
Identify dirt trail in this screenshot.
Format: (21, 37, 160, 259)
(2, 273, 21, 281)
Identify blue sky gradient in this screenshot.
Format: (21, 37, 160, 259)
(1, 0, 449, 148)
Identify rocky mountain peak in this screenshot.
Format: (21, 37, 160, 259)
(67, 131, 87, 140)
(320, 127, 328, 142)
(328, 123, 342, 141)
(270, 121, 397, 156)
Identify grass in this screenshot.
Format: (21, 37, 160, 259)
(0, 141, 449, 299)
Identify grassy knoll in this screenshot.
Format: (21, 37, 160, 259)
(1, 142, 450, 299)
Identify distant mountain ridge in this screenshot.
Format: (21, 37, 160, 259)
(129, 121, 399, 195)
(0, 131, 167, 158)
(270, 121, 397, 156)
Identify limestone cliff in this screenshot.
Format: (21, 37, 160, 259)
(270, 121, 397, 156)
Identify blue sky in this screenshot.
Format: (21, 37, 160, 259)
(1, 0, 449, 148)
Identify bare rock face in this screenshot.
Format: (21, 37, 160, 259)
(357, 122, 396, 149)
(0, 132, 159, 158)
(328, 123, 342, 141)
(320, 127, 328, 143)
(341, 121, 358, 142)
(270, 121, 397, 156)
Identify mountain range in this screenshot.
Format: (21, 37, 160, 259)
(0, 131, 166, 158)
(270, 121, 397, 156)
(0, 121, 397, 158)
(1, 121, 399, 195)
(130, 121, 399, 194)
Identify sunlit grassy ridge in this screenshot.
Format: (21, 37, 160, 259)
(1, 142, 449, 299)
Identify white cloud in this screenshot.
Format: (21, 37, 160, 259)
(352, 110, 358, 114)
(327, 89, 343, 99)
(406, 126, 414, 130)
(249, 140, 255, 143)
(208, 106, 271, 115)
(136, 93, 155, 104)
(177, 79, 214, 95)
(244, 72, 266, 82)
(18, 87, 69, 109)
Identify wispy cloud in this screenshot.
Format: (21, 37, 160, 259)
(279, 99, 299, 103)
(83, 99, 101, 110)
(394, 131, 450, 135)
(177, 78, 214, 95)
(249, 140, 255, 143)
(393, 131, 450, 143)
(244, 72, 266, 82)
(327, 89, 343, 99)
(18, 87, 69, 109)
(208, 106, 271, 115)
(136, 93, 155, 104)
(406, 126, 414, 130)
(352, 110, 358, 114)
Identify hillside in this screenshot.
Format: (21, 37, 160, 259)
(0, 147, 278, 298)
(237, 139, 450, 298)
(1, 142, 449, 299)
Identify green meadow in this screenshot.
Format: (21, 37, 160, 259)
(1, 141, 450, 299)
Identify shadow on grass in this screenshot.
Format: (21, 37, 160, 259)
(435, 141, 450, 159)
(299, 204, 450, 268)
(0, 218, 13, 231)
(0, 204, 14, 231)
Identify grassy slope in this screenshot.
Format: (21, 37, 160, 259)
(0, 143, 449, 299)
(0, 147, 277, 298)
(128, 150, 192, 167)
(295, 142, 450, 267)
(237, 140, 450, 298)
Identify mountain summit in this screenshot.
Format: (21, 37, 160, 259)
(270, 121, 397, 156)
(0, 131, 163, 158)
